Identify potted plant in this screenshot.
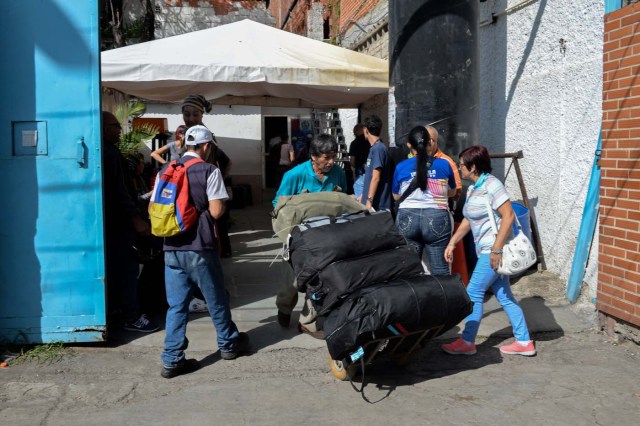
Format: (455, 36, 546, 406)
(114, 99, 159, 156)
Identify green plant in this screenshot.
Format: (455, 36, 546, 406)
(12, 342, 73, 365)
(114, 99, 160, 157)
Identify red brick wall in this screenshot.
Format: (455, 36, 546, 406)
(267, 0, 294, 28)
(167, 0, 260, 12)
(267, 0, 330, 35)
(268, 1, 373, 40)
(598, 2, 640, 327)
(339, 0, 380, 33)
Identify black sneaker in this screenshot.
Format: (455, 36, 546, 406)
(123, 314, 159, 333)
(277, 310, 291, 328)
(220, 332, 250, 360)
(160, 358, 200, 379)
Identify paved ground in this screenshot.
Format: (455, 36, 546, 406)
(2, 197, 639, 425)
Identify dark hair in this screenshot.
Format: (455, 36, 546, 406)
(459, 145, 492, 175)
(407, 126, 430, 191)
(364, 115, 383, 137)
(353, 123, 364, 134)
(175, 125, 187, 137)
(310, 134, 338, 157)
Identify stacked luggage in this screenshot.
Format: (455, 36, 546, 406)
(285, 210, 473, 379)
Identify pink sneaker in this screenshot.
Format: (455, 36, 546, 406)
(441, 338, 477, 355)
(499, 340, 537, 356)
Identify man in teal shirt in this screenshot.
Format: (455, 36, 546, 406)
(273, 134, 346, 337)
(272, 135, 347, 207)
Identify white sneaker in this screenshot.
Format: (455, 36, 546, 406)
(189, 298, 208, 313)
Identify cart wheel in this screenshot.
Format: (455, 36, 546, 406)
(329, 356, 355, 381)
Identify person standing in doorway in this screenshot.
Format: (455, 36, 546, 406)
(276, 133, 294, 186)
(359, 115, 393, 211)
(349, 123, 369, 197)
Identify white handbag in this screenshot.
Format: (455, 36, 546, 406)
(484, 198, 537, 276)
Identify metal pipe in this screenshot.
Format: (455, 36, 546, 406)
(490, 151, 546, 271)
(566, 0, 622, 302)
(566, 136, 601, 303)
(280, 0, 300, 30)
(479, 0, 539, 28)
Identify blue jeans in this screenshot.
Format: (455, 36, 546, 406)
(353, 175, 364, 199)
(162, 250, 239, 368)
(462, 253, 531, 342)
(396, 208, 452, 276)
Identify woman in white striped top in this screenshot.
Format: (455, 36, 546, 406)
(441, 145, 536, 357)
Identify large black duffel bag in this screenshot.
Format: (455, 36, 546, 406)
(323, 275, 473, 361)
(287, 210, 406, 291)
(307, 245, 424, 315)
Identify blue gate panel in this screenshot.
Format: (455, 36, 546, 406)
(0, 0, 105, 343)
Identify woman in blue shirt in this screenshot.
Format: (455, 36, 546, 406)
(392, 126, 457, 275)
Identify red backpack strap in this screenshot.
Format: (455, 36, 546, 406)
(181, 156, 204, 168)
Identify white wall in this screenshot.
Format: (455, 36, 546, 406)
(143, 103, 317, 176)
(479, 0, 604, 292)
(339, 108, 359, 148)
(143, 103, 262, 176)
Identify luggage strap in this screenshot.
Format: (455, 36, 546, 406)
(347, 350, 391, 404)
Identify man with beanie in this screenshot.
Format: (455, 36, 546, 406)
(151, 125, 249, 379)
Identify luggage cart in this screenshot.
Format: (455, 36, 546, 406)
(328, 324, 445, 381)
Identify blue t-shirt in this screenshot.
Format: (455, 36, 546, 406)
(392, 157, 456, 210)
(272, 160, 347, 207)
(361, 140, 393, 210)
(463, 174, 511, 256)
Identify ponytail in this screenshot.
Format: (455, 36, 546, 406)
(408, 126, 430, 191)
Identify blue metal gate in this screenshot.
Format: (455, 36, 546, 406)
(0, 0, 105, 343)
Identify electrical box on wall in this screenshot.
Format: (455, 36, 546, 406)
(13, 121, 48, 156)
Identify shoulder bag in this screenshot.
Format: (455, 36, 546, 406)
(483, 197, 537, 276)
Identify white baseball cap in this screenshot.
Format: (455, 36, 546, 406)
(184, 125, 215, 146)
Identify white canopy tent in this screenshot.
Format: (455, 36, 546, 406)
(101, 19, 389, 107)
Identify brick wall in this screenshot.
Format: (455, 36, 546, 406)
(267, 0, 290, 27)
(268, 0, 329, 36)
(598, 2, 640, 327)
(156, 1, 274, 38)
(338, 0, 380, 33)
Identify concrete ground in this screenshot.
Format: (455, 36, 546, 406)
(2, 195, 639, 425)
